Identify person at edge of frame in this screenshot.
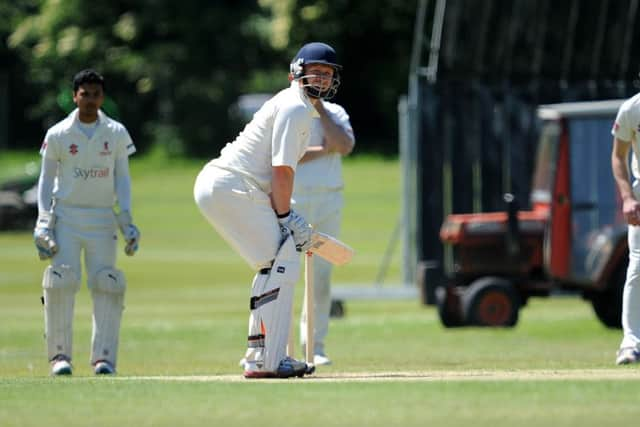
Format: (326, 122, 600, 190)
(611, 89, 640, 365)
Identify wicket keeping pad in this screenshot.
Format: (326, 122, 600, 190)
(307, 232, 354, 266)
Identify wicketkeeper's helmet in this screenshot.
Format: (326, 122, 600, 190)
(290, 42, 342, 99)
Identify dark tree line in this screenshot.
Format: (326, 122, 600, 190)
(1, 1, 418, 157)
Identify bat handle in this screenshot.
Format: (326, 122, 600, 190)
(304, 251, 315, 366)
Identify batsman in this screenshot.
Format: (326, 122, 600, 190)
(194, 42, 342, 378)
(34, 69, 140, 376)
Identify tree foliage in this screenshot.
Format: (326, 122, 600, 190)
(6, 1, 418, 156)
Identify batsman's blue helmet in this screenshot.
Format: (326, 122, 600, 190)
(290, 42, 342, 99)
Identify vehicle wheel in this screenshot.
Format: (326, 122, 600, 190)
(591, 263, 626, 329)
(435, 286, 464, 327)
(462, 277, 520, 327)
(330, 299, 345, 318)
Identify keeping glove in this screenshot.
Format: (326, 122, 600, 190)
(277, 210, 313, 252)
(33, 212, 58, 260)
(115, 211, 140, 256)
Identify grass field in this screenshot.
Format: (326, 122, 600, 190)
(1, 151, 639, 426)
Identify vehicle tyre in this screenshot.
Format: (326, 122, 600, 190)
(435, 286, 464, 327)
(330, 299, 345, 318)
(462, 277, 520, 327)
(591, 263, 626, 329)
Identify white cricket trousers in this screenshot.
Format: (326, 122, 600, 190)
(45, 204, 121, 365)
(52, 204, 117, 284)
(621, 181, 640, 350)
(292, 190, 343, 355)
(193, 164, 282, 270)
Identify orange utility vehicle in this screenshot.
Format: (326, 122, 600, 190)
(435, 99, 629, 328)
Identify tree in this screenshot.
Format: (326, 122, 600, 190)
(8, 0, 282, 156)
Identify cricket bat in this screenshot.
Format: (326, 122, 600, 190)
(307, 232, 354, 266)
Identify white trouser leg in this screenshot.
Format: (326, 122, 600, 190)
(300, 256, 333, 354)
(43, 265, 80, 361)
(295, 191, 343, 355)
(244, 236, 300, 372)
(194, 166, 282, 270)
(89, 268, 125, 368)
(45, 218, 82, 362)
(622, 222, 640, 349)
(79, 208, 120, 367)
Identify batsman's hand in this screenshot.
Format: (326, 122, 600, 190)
(33, 212, 58, 260)
(278, 210, 313, 252)
(116, 211, 140, 256)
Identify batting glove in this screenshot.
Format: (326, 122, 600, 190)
(116, 211, 140, 256)
(278, 210, 313, 252)
(33, 212, 58, 260)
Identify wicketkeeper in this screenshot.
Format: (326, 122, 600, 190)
(194, 42, 342, 378)
(35, 69, 140, 376)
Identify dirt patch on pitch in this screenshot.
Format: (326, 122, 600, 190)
(122, 369, 640, 383)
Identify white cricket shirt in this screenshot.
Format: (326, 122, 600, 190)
(210, 82, 318, 193)
(40, 109, 136, 208)
(293, 101, 354, 193)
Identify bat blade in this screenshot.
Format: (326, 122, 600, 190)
(308, 232, 354, 266)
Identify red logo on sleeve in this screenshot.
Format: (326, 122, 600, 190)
(69, 144, 78, 155)
(41, 141, 47, 151)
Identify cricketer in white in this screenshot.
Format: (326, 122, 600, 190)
(35, 69, 140, 376)
(612, 92, 640, 365)
(194, 42, 342, 379)
(293, 100, 355, 366)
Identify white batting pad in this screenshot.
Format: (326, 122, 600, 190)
(245, 236, 300, 372)
(308, 232, 354, 266)
(42, 265, 80, 361)
(90, 268, 126, 367)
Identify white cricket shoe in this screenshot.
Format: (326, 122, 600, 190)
(51, 356, 72, 376)
(313, 353, 332, 366)
(616, 347, 640, 365)
(244, 357, 310, 379)
(94, 360, 116, 375)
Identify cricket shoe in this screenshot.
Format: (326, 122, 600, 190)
(50, 355, 72, 376)
(94, 360, 116, 375)
(616, 347, 640, 365)
(244, 357, 310, 379)
(312, 352, 332, 366)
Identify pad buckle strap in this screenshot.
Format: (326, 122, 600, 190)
(247, 334, 265, 348)
(249, 288, 280, 310)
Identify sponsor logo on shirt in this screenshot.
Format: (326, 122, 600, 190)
(70, 144, 79, 155)
(73, 167, 110, 180)
(100, 141, 112, 156)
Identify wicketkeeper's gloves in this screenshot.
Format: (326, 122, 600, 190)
(33, 211, 58, 260)
(115, 211, 141, 256)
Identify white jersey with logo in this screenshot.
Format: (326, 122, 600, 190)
(210, 82, 318, 193)
(613, 93, 640, 179)
(293, 101, 354, 193)
(40, 109, 136, 208)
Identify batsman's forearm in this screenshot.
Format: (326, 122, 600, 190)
(271, 166, 294, 215)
